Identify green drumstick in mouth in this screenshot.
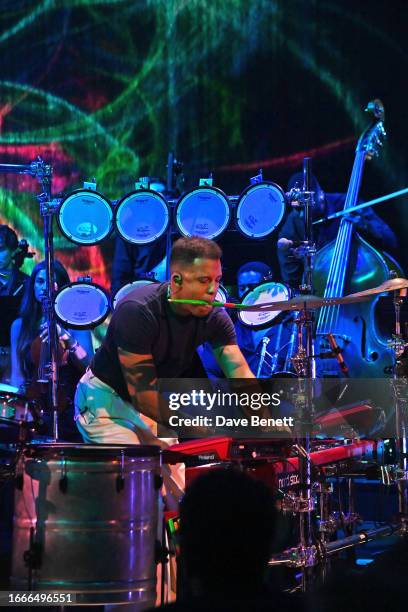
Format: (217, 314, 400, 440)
(167, 298, 248, 309)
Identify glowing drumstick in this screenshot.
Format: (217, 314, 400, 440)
(168, 298, 244, 309)
(167, 298, 280, 311)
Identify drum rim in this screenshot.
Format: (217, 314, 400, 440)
(176, 185, 231, 238)
(114, 188, 170, 245)
(215, 283, 229, 303)
(23, 442, 162, 458)
(57, 189, 113, 245)
(236, 181, 286, 239)
(238, 281, 291, 328)
(112, 279, 156, 309)
(54, 281, 111, 329)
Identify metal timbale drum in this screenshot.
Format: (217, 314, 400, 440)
(236, 182, 286, 238)
(175, 186, 231, 239)
(238, 281, 291, 328)
(115, 189, 170, 245)
(54, 282, 110, 329)
(57, 190, 113, 245)
(11, 444, 161, 607)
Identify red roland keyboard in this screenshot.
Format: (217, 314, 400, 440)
(169, 437, 379, 490)
(169, 436, 290, 463)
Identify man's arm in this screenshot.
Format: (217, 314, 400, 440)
(118, 348, 172, 426)
(118, 348, 213, 437)
(212, 344, 255, 378)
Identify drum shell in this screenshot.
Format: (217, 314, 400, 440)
(115, 189, 170, 245)
(235, 182, 286, 239)
(0, 387, 32, 444)
(175, 186, 231, 240)
(11, 444, 160, 606)
(54, 282, 110, 329)
(238, 282, 291, 329)
(57, 189, 113, 246)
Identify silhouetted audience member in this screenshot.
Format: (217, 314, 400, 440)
(150, 468, 300, 611)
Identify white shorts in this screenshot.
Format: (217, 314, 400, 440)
(74, 369, 184, 508)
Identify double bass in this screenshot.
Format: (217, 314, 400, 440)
(313, 100, 403, 377)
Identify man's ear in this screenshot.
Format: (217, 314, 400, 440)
(172, 273, 182, 285)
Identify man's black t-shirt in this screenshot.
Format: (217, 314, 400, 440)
(91, 282, 237, 402)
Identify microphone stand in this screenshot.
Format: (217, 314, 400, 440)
(164, 152, 184, 280)
(389, 275, 408, 532)
(0, 158, 59, 440)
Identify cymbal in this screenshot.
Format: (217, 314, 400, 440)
(346, 277, 408, 298)
(168, 279, 408, 312)
(243, 277, 408, 312)
(168, 293, 371, 312)
(253, 293, 371, 312)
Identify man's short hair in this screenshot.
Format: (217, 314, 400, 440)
(170, 236, 222, 268)
(0, 225, 18, 251)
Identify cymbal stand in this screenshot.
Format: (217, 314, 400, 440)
(285, 158, 320, 590)
(0, 159, 59, 440)
(164, 152, 184, 280)
(389, 280, 408, 532)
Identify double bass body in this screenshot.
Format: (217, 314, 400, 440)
(313, 233, 402, 377)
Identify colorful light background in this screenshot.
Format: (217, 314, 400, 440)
(0, 0, 407, 289)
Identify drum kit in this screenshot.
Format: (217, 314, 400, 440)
(167, 160, 408, 591)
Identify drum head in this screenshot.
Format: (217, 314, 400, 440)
(58, 190, 113, 245)
(238, 282, 290, 328)
(54, 282, 110, 329)
(176, 187, 230, 239)
(112, 280, 155, 310)
(236, 182, 286, 238)
(115, 190, 169, 245)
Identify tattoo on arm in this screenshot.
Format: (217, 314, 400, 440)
(118, 348, 157, 396)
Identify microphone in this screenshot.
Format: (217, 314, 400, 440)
(327, 333, 349, 375)
(277, 238, 307, 251)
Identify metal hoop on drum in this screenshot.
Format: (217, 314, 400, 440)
(111, 279, 156, 310)
(238, 281, 291, 329)
(115, 189, 170, 245)
(54, 282, 110, 329)
(176, 186, 231, 239)
(57, 189, 113, 245)
(236, 182, 286, 239)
